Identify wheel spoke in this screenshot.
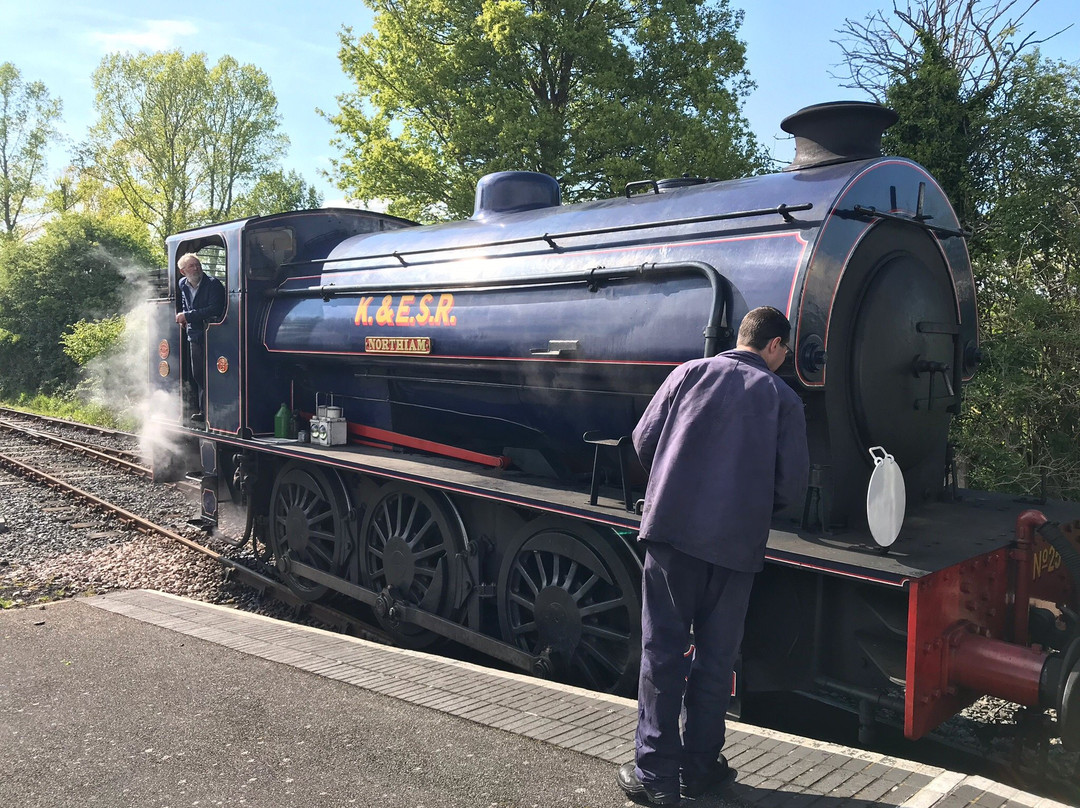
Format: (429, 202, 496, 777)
(570, 573, 600, 603)
(514, 561, 540, 596)
(308, 543, 334, 567)
(579, 638, 624, 675)
(511, 620, 537, 636)
(533, 550, 548, 587)
(372, 522, 389, 546)
(401, 498, 420, 538)
(560, 561, 579, 591)
(407, 516, 437, 548)
(304, 505, 333, 525)
(579, 597, 627, 618)
(298, 488, 317, 513)
(575, 652, 602, 688)
(581, 623, 630, 643)
(413, 544, 445, 562)
(509, 592, 535, 611)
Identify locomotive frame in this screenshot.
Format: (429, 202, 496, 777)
(147, 102, 1080, 748)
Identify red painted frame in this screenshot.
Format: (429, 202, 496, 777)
(905, 546, 1010, 738)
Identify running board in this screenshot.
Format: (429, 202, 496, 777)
(284, 559, 553, 678)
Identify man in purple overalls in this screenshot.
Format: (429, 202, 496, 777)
(618, 306, 809, 805)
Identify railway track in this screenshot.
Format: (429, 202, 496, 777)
(0, 417, 148, 475)
(0, 410, 391, 644)
(1, 408, 1077, 804)
(0, 405, 134, 439)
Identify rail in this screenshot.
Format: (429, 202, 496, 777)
(0, 447, 392, 645)
(0, 417, 149, 477)
(274, 202, 815, 271)
(0, 406, 132, 439)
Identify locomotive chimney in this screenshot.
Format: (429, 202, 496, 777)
(781, 101, 898, 171)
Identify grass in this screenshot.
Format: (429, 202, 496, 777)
(1, 391, 138, 432)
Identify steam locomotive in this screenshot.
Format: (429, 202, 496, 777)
(147, 101, 1080, 748)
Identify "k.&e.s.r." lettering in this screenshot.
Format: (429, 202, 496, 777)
(354, 293, 457, 328)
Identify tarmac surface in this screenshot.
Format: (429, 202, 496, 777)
(0, 591, 1070, 808)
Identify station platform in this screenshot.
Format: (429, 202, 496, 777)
(0, 590, 1068, 808)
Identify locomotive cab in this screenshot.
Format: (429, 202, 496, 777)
(150, 210, 418, 443)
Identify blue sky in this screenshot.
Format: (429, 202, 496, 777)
(1, 0, 1077, 206)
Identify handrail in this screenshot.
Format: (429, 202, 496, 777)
(275, 202, 814, 271)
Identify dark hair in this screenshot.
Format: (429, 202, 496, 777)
(736, 306, 791, 350)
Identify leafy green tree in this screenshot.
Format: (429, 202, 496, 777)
(0, 62, 63, 238)
(881, 32, 986, 230)
(953, 55, 1080, 499)
(81, 50, 286, 245)
(981, 55, 1080, 271)
(202, 56, 288, 222)
(328, 0, 767, 221)
(60, 315, 126, 367)
(0, 213, 156, 395)
(232, 168, 323, 218)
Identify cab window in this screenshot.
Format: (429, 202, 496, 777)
(194, 245, 227, 282)
(175, 238, 228, 324)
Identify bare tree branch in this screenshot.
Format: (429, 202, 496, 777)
(831, 0, 1069, 100)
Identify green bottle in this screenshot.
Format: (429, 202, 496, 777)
(274, 403, 291, 438)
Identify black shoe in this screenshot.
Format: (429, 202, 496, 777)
(680, 756, 736, 798)
(617, 762, 681, 806)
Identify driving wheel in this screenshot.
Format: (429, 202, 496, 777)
(268, 462, 351, 601)
(357, 482, 468, 648)
(497, 518, 641, 694)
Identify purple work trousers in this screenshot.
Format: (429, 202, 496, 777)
(634, 541, 755, 792)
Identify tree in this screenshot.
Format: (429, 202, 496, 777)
(201, 56, 288, 222)
(835, 1, 1065, 232)
(0, 213, 156, 396)
(60, 315, 126, 367)
(0, 62, 63, 238)
(881, 32, 986, 228)
(837, 2, 1080, 499)
(80, 50, 286, 245)
(953, 55, 1080, 499)
(834, 0, 1059, 102)
(327, 0, 768, 221)
(232, 169, 323, 218)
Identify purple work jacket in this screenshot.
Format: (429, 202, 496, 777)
(632, 349, 809, 572)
